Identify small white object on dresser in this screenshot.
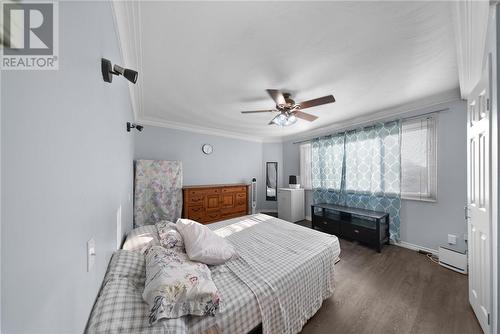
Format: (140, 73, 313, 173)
(277, 188, 305, 223)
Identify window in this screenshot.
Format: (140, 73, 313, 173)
(344, 122, 400, 195)
(310, 135, 345, 191)
(299, 143, 312, 189)
(401, 116, 437, 201)
(344, 131, 383, 194)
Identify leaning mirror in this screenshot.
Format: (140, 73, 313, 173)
(266, 162, 278, 201)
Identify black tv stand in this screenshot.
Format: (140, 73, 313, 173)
(311, 203, 390, 252)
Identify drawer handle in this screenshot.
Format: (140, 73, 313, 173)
(354, 229, 359, 234)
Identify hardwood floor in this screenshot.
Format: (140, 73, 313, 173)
(298, 233, 482, 334)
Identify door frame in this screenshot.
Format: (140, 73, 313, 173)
(486, 4, 499, 334)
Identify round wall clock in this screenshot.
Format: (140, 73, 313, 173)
(202, 144, 213, 155)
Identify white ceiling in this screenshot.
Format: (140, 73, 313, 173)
(137, 1, 459, 141)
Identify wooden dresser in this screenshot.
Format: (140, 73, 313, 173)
(182, 184, 250, 224)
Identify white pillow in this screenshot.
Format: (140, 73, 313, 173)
(176, 218, 235, 265)
(122, 225, 160, 253)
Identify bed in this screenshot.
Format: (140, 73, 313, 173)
(86, 214, 341, 334)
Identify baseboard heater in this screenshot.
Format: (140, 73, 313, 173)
(438, 244, 467, 275)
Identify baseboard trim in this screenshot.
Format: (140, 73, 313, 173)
(391, 240, 438, 256)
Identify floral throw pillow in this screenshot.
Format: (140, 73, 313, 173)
(143, 245, 221, 325)
(156, 221, 184, 250)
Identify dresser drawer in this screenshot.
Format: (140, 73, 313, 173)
(342, 224, 377, 244)
(205, 211, 220, 222)
(188, 188, 220, 196)
(188, 194, 205, 206)
(313, 218, 340, 235)
(204, 188, 220, 195)
(188, 189, 204, 197)
(235, 193, 247, 206)
(222, 186, 246, 193)
(220, 207, 241, 218)
(188, 206, 205, 220)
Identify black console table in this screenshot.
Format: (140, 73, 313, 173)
(311, 203, 390, 252)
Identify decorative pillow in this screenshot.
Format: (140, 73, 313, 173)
(143, 246, 221, 324)
(176, 218, 235, 265)
(122, 225, 160, 253)
(156, 221, 184, 250)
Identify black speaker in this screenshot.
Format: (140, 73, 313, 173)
(289, 175, 297, 185)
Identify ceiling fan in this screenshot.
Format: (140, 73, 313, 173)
(241, 89, 336, 127)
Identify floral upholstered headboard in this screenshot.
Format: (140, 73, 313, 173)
(134, 160, 183, 227)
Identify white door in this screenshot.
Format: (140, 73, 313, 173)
(467, 60, 492, 333)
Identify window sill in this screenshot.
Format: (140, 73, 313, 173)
(401, 197, 437, 203)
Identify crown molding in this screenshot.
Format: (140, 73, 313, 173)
(280, 88, 462, 143)
(452, 0, 490, 98)
(137, 88, 461, 144)
(137, 116, 283, 143)
(111, 1, 143, 121)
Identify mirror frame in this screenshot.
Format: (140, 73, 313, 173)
(266, 161, 278, 201)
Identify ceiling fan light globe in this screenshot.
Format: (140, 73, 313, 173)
(272, 114, 285, 126)
(287, 115, 297, 125)
(272, 113, 297, 127)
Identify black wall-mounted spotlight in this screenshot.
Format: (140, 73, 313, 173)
(127, 122, 143, 132)
(102, 58, 138, 84)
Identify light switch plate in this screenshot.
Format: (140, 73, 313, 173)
(448, 234, 457, 245)
(87, 238, 96, 272)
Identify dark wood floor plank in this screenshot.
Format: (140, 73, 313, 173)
(299, 236, 482, 334)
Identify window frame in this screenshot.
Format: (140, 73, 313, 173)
(400, 116, 438, 202)
(299, 142, 313, 190)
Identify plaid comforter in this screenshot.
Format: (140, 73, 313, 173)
(86, 214, 340, 334)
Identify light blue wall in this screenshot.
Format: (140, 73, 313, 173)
(399, 100, 467, 251)
(1, 2, 134, 333)
(135, 126, 288, 211)
(283, 100, 467, 251)
(134, 126, 274, 208)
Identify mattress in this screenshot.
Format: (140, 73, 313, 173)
(86, 214, 340, 334)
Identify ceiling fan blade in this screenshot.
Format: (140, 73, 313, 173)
(297, 95, 336, 110)
(266, 89, 287, 106)
(294, 111, 318, 122)
(241, 109, 276, 114)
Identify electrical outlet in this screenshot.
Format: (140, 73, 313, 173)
(87, 238, 96, 272)
(448, 234, 457, 245)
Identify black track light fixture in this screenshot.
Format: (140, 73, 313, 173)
(127, 122, 143, 132)
(102, 58, 138, 84)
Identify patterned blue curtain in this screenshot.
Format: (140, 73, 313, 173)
(311, 121, 401, 241)
(312, 133, 345, 205)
